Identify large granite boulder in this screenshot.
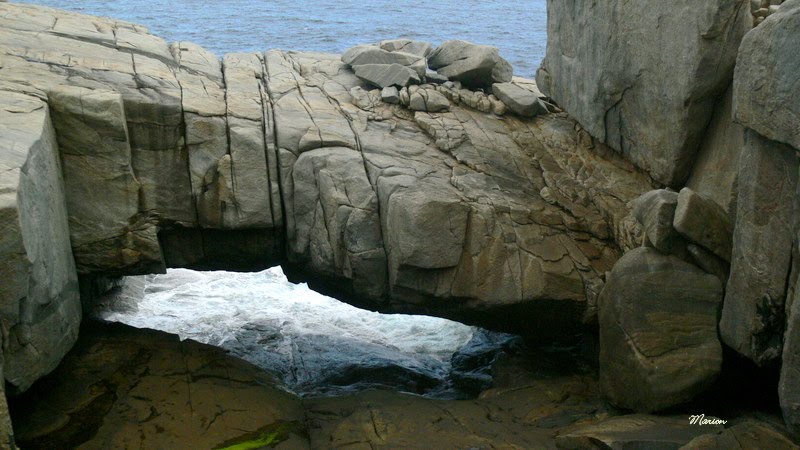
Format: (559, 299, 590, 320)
(428, 40, 513, 88)
(599, 248, 723, 412)
(733, 0, 800, 150)
(0, 91, 81, 392)
(721, 130, 798, 365)
(537, 0, 751, 186)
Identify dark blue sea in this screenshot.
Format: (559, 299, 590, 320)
(22, 0, 547, 77)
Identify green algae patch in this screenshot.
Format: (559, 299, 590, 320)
(215, 421, 303, 449)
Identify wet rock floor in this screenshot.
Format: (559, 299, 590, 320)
(9, 320, 798, 449)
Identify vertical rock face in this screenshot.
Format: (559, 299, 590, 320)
(536, 0, 751, 186)
(721, 131, 797, 365)
(733, 0, 800, 150)
(599, 248, 723, 413)
(48, 86, 163, 275)
(727, 1, 800, 434)
(686, 86, 744, 215)
(0, 92, 81, 392)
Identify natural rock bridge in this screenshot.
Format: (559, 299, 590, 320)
(0, 3, 656, 394)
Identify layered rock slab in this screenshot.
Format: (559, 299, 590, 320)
(537, 0, 751, 186)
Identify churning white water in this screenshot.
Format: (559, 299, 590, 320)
(95, 267, 517, 398)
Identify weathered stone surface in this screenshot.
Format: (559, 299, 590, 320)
(265, 50, 653, 334)
(721, 130, 799, 365)
(48, 86, 163, 275)
(674, 188, 733, 262)
(680, 419, 798, 449)
(428, 40, 513, 88)
(171, 41, 228, 227)
(686, 86, 744, 215)
(379, 39, 433, 57)
(381, 86, 400, 104)
(10, 321, 309, 449)
(599, 248, 723, 412)
(342, 44, 424, 68)
(632, 189, 686, 256)
(537, 0, 751, 186)
(353, 63, 421, 88)
(219, 52, 273, 229)
(0, 2, 195, 225)
(0, 5, 659, 388)
(556, 415, 724, 449)
(290, 148, 387, 300)
(782, 267, 800, 437)
(408, 88, 450, 112)
(492, 81, 548, 118)
(0, 91, 81, 392)
(11, 322, 612, 449)
(687, 243, 730, 283)
(734, 0, 800, 150)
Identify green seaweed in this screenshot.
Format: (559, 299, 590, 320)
(215, 421, 301, 450)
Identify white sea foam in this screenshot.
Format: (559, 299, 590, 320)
(96, 267, 511, 397)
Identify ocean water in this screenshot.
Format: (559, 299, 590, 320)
(22, 0, 547, 77)
(95, 267, 518, 398)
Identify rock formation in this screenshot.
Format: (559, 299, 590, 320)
(0, 2, 656, 401)
(536, 0, 751, 186)
(1, 0, 800, 446)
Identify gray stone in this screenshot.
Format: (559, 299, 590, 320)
(599, 248, 723, 412)
(424, 70, 449, 84)
(428, 40, 513, 88)
(674, 188, 733, 261)
(491, 82, 548, 118)
(0, 91, 81, 392)
(721, 130, 798, 365)
(408, 89, 450, 112)
(48, 86, 163, 275)
(556, 414, 724, 449)
(734, 0, 800, 151)
(342, 45, 424, 68)
(353, 63, 421, 88)
(379, 39, 433, 57)
(686, 85, 744, 215)
(537, 0, 751, 186)
(381, 86, 400, 104)
(632, 189, 687, 256)
(290, 148, 387, 300)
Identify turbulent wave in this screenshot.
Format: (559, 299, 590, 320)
(95, 267, 518, 398)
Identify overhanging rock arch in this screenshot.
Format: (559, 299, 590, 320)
(0, 3, 655, 395)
